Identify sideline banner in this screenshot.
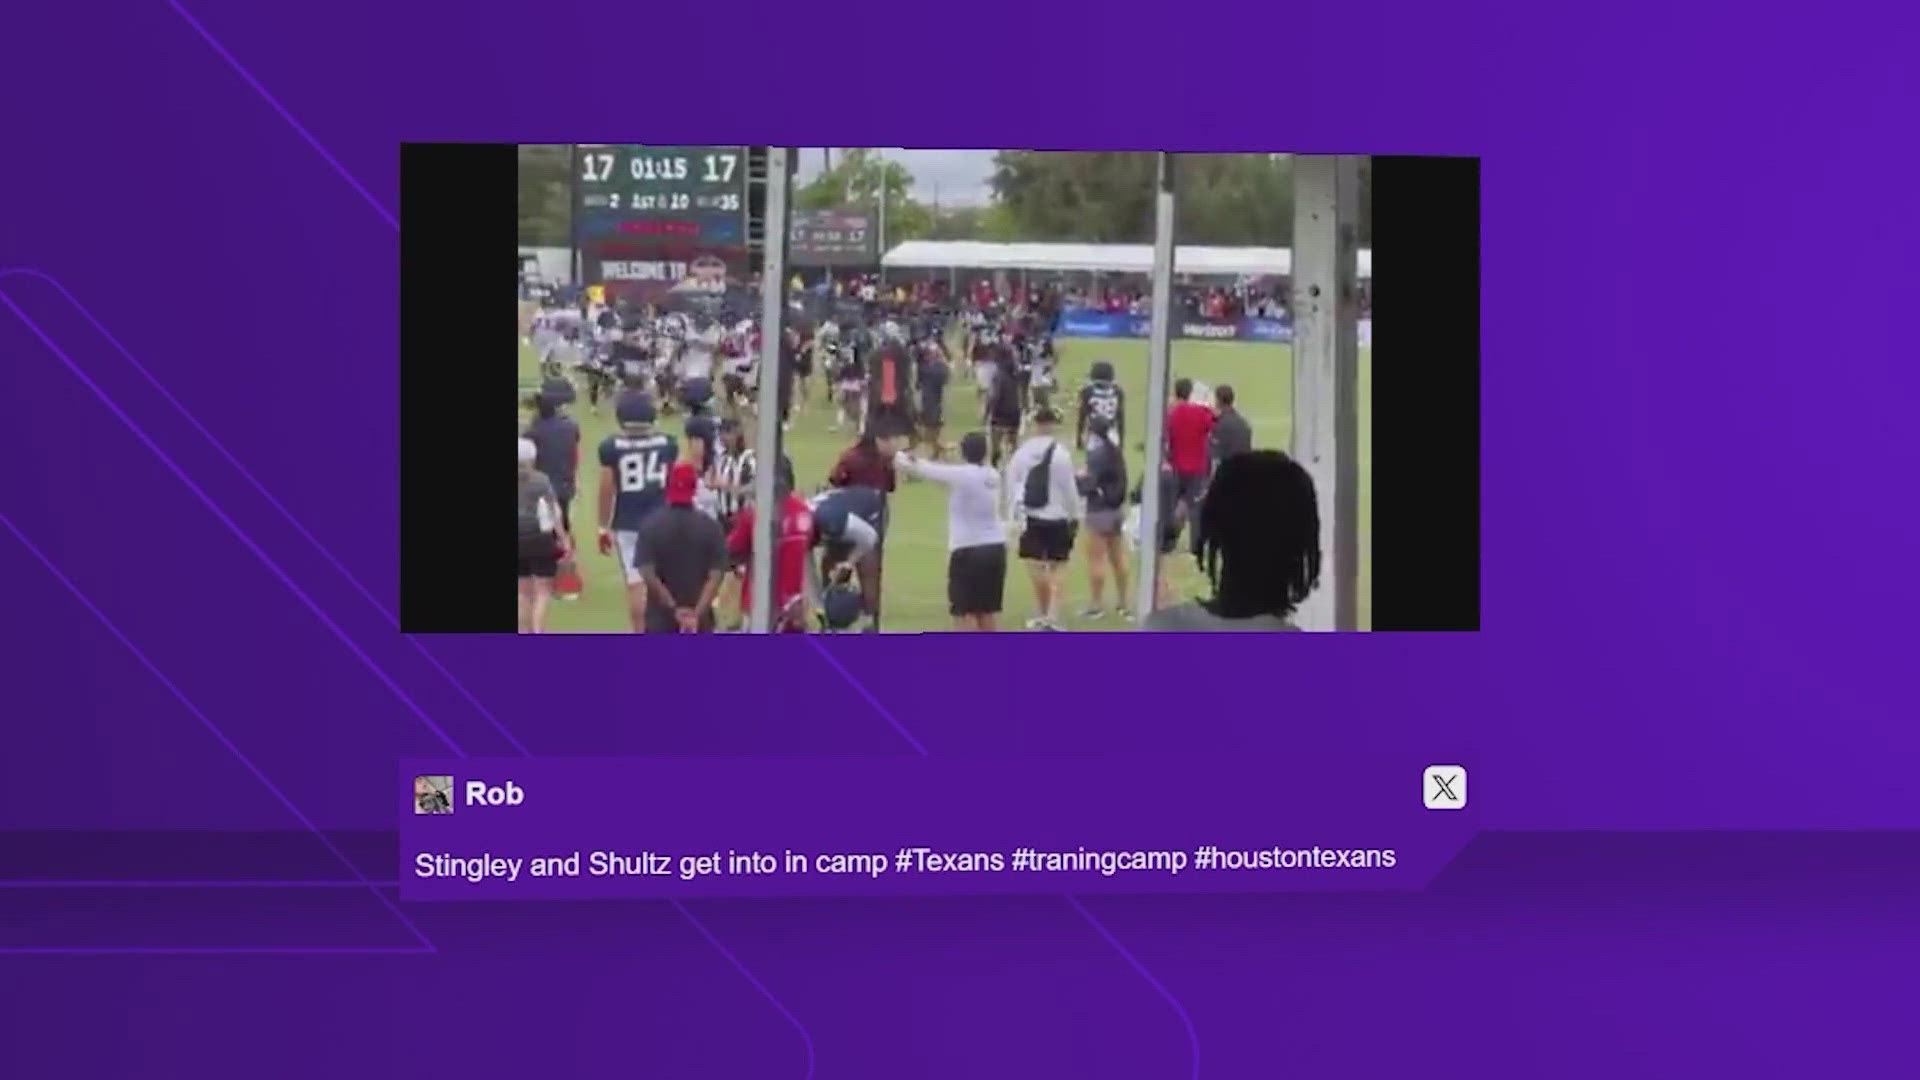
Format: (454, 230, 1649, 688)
(1053, 307, 1294, 343)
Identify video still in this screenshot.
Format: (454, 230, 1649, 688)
(501, 147, 1409, 634)
(10, 9, 1910, 1077)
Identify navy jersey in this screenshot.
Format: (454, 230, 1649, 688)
(919, 358, 950, 412)
(610, 341, 649, 383)
(683, 413, 718, 472)
(523, 415, 581, 501)
(811, 485, 886, 540)
(987, 364, 1023, 423)
(599, 432, 680, 530)
(1079, 380, 1125, 443)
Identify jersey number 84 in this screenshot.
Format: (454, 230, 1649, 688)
(618, 449, 669, 492)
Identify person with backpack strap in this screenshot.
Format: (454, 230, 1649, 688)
(517, 437, 572, 633)
(1076, 414, 1131, 621)
(1003, 406, 1083, 631)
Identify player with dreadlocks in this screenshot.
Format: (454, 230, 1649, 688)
(1142, 450, 1321, 632)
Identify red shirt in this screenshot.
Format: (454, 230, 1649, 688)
(727, 495, 814, 627)
(829, 444, 897, 492)
(1167, 401, 1217, 476)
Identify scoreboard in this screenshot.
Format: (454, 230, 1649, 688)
(574, 145, 751, 298)
(789, 209, 878, 266)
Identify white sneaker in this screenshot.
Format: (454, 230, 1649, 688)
(1024, 616, 1047, 631)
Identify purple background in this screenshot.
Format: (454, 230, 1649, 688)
(395, 756, 1475, 899)
(2, 0, 1916, 1075)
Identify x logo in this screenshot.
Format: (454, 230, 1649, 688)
(1423, 765, 1467, 810)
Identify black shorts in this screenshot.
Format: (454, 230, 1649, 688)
(517, 543, 559, 580)
(990, 410, 1021, 433)
(644, 606, 716, 635)
(722, 373, 748, 400)
(1174, 470, 1208, 506)
(948, 542, 1007, 616)
(920, 401, 944, 426)
(1018, 519, 1076, 563)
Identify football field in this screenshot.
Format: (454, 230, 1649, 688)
(519, 334, 1371, 632)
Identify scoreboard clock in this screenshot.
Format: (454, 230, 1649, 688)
(789, 210, 878, 266)
(574, 145, 748, 247)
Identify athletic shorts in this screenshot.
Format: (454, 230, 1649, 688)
(1018, 518, 1076, 563)
(643, 606, 715, 635)
(517, 538, 559, 580)
(948, 542, 1007, 616)
(1174, 471, 1208, 507)
(613, 529, 645, 586)
(1084, 508, 1124, 538)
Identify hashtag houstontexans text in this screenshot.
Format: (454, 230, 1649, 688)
(413, 844, 1397, 884)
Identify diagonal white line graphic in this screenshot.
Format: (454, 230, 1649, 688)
(166, 0, 397, 228)
(0, 508, 436, 955)
(807, 637, 1203, 1079)
(0, 275, 467, 758)
(12, 19, 813, 1047)
(2, 268, 528, 756)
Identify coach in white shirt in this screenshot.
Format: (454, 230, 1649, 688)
(1003, 407, 1083, 631)
(896, 432, 1008, 632)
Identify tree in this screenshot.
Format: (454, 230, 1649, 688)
(989, 151, 1158, 242)
(793, 148, 935, 245)
(988, 151, 1299, 246)
(517, 145, 570, 246)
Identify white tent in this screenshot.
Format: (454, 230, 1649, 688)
(880, 240, 1371, 280)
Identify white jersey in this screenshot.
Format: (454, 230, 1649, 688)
(692, 480, 721, 520)
(723, 332, 754, 376)
(679, 326, 720, 380)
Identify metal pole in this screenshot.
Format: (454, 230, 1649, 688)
(1134, 153, 1177, 624)
(749, 147, 792, 633)
(567, 144, 580, 290)
(1289, 155, 1361, 631)
(877, 190, 888, 288)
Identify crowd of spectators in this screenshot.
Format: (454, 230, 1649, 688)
(718, 272, 1375, 323)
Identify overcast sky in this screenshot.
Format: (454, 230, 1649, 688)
(792, 148, 997, 207)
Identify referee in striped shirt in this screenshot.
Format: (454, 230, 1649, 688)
(710, 417, 756, 628)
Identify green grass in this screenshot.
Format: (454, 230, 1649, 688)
(520, 332, 1370, 632)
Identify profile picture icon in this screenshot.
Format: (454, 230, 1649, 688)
(414, 775, 453, 815)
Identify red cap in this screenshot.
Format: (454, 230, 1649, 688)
(665, 462, 700, 507)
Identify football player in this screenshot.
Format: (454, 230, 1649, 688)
(595, 393, 680, 632)
(1077, 359, 1126, 451)
(809, 483, 888, 634)
(829, 325, 867, 434)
